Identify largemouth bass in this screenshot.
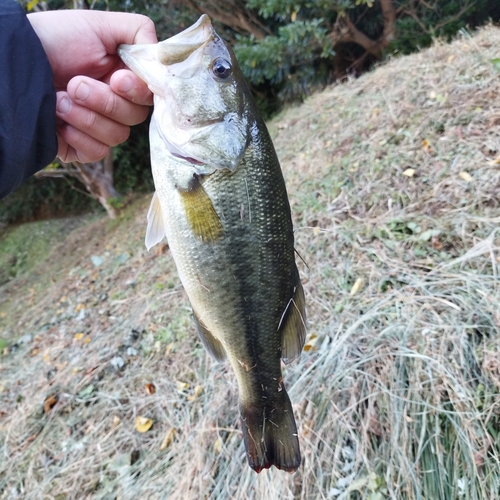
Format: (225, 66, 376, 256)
(118, 15, 306, 473)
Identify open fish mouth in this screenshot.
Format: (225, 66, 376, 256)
(157, 15, 213, 65)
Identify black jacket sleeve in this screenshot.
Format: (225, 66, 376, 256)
(0, 0, 58, 199)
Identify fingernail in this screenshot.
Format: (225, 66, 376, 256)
(75, 81, 90, 101)
(118, 75, 133, 93)
(57, 95, 71, 114)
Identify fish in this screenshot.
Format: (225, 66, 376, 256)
(118, 15, 306, 473)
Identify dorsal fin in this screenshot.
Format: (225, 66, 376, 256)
(279, 277, 307, 364)
(145, 192, 166, 250)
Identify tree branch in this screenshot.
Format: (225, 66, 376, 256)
(175, 0, 268, 39)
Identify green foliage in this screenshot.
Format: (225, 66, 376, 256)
(235, 19, 333, 102)
(391, 0, 500, 54)
(233, 0, 500, 106)
(0, 176, 99, 224)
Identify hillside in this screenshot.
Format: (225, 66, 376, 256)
(1, 26, 500, 500)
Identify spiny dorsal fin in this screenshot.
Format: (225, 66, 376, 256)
(145, 192, 166, 251)
(279, 277, 307, 364)
(192, 309, 227, 362)
(178, 176, 223, 242)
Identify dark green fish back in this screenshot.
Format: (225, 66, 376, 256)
(189, 116, 305, 472)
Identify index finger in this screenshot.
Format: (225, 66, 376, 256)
(109, 70, 154, 106)
(94, 12, 158, 48)
(66, 76, 151, 126)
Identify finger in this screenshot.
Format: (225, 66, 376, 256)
(98, 12, 158, 46)
(56, 91, 131, 146)
(67, 76, 151, 125)
(110, 69, 154, 106)
(57, 122, 110, 164)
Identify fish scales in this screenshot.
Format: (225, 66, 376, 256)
(119, 15, 306, 473)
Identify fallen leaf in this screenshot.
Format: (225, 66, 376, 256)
(43, 395, 58, 413)
(160, 428, 175, 450)
(74, 333, 84, 340)
(350, 277, 364, 296)
(187, 385, 203, 401)
(176, 380, 189, 392)
(422, 139, 433, 153)
(145, 383, 156, 395)
(135, 416, 153, 433)
(402, 168, 415, 177)
(291, 10, 297, 22)
(30, 348, 40, 357)
(75, 304, 85, 313)
(214, 437, 223, 454)
(431, 236, 443, 250)
(83, 337, 91, 345)
(487, 155, 500, 165)
(303, 333, 318, 352)
(459, 171, 473, 182)
(112, 415, 120, 427)
(447, 55, 456, 63)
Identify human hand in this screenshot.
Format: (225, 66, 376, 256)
(27, 10, 158, 163)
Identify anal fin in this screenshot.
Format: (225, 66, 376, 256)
(192, 309, 226, 362)
(179, 176, 223, 242)
(279, 275, 307, 364)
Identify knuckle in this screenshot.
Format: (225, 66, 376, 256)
(83, 110, 99, 131)
(102, 92, 119, 117)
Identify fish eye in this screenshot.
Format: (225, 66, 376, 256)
(212, 58, 232, 80)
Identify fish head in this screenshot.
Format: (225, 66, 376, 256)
(118, 15, 250, 171)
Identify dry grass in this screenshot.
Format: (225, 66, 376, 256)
(1, 26, 500, 499)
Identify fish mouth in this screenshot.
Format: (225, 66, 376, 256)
(158, 14, 214, 65)
(117, 15, 214, 93)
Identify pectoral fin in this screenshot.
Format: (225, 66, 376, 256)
(178, 176, 223, 242)
(279, 276, 307, 364)
(145, 192, 166, 251)
(192, 309, 227, 362)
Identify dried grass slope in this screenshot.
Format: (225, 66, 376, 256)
(1, 26, 500, 500)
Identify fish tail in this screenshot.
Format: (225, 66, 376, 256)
(240, 390, 300, 473)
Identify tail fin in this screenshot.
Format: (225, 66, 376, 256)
(240, 390, 300, 473)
